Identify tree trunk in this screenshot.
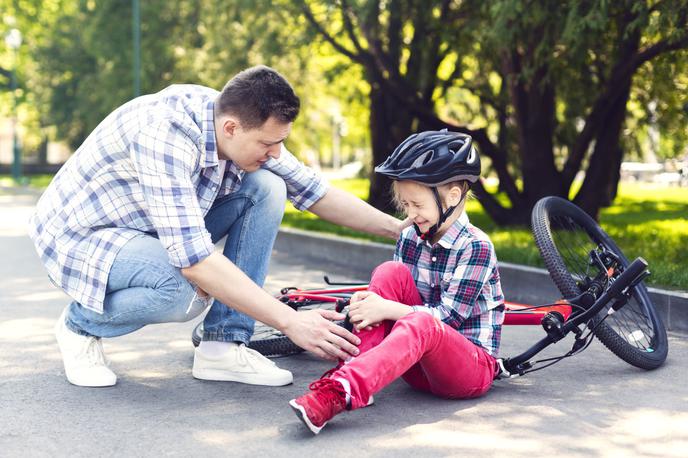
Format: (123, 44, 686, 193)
(573, 78, 632, 219)
(38, 135, 48, 165)
(367, 80, 415, 213)
(574, 18, 640, 220)
(509, 62, 562, 204)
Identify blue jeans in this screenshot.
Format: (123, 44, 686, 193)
(65, 169, 287, 343)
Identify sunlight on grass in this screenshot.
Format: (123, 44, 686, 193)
(0, 174, 54, 189)
(4, 173, 686, 289)
(283, 179, 688, 290)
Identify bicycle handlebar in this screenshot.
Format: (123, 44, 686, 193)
(601, 257, 648, 301)
(499, 257, 648, 377)
(563, 257, 648, 330)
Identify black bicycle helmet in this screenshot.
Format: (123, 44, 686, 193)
(374, 130, 480, 185)
(375, 130, 481, 241)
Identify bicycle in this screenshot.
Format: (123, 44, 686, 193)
(191, 196, 668, 375)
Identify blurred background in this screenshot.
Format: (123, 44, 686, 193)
(1, 0, 687, 287)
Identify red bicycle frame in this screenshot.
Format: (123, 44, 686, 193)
(277, 285, 572, 326)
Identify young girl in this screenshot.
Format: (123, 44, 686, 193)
(289, 130, 505, 434)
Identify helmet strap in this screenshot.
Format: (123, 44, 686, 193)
(415, 187, 464, 241)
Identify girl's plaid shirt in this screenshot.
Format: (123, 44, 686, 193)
(395, 212, 505, 356)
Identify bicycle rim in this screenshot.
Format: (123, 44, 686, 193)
(531, 196, 668, 369)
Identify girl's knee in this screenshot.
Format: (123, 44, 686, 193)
(394, 312, 442, 336)
(373, 261, 409, 277)
(370, 262, 413, 290)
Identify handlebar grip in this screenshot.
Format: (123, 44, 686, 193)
(335, 298, 350, 313)
(604, 257, 648, 299)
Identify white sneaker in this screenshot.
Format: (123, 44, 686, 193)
(54, 308, 117, 387)
(192, 342, 293, 386)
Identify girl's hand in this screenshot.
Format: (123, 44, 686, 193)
(348, 291, 411, 330)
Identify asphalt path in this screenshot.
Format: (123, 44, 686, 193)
(0, 192, 686, 457)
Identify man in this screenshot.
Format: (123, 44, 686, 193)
(29, 65, 405, 388)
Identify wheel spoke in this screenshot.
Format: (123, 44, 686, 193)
(548, 214, 656, 351)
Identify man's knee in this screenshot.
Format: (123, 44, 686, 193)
(247, 169, 287, 203)
(154, 270, 200, 323)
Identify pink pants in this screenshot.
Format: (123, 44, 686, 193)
(333, 261, 497, 410)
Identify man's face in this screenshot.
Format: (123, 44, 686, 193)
(217, 116, 292, 172)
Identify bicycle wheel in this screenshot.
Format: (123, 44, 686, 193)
(531, 196, 668, 370)
(190, 301, 344, 357)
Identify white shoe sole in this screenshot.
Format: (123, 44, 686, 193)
(192, 367, 293, 386)
(289, 399, 325, 435)
(65, 374, 117, 388)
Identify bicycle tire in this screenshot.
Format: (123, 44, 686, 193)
(190, 301, 344, 357)
(531, 196, 668, 370)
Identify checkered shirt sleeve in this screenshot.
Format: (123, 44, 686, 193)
(263, 145, 329, 210)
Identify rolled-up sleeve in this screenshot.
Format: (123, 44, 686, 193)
(131, 121, 214, 267)
(264, 145, 329, 210)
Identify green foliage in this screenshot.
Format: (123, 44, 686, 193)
(0, 173, 53, 188)
(6, 1, 687, 167)
(3, 0, 373, 164)
(28, 0, 195, 149)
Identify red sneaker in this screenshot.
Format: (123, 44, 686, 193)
(318, 366, 340, 380)
(289, 378, 347, 434)
(319, 365, 375, 407)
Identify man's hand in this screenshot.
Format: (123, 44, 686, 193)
(396, 216, 414, 237)
(282, 309, 361, 361)
(183, 252, 361, 362)
(348, 291, 412, 330)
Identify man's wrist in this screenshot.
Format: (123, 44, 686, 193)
(384, 216, 404, 239)
(275, 306, 297, 333)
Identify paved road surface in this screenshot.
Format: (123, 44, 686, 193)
(0, 192, 685, 457)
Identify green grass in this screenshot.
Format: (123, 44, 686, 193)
(0, 174, 54, 189)
(6, 174, 685, 289)
(282, 179, 688, 291)
(281, 178, 397, 245)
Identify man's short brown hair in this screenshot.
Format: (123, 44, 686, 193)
(216, 65, 300, 129)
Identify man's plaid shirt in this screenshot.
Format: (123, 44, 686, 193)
(28, 84, 328, 313)
(394, 212, 505, 356)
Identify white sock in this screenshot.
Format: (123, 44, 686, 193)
(198, 340, 238, 357)
(335, 377, 352, 405)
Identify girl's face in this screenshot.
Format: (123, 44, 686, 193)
(395, 181, 441, 234)
(395, 181, 464, 236)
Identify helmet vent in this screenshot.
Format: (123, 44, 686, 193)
(410, 150, 435, 168)
(467, 147, 477, 164)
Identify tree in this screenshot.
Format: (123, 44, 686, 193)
(23, 0, 372, 163)
(28, 0, 196, 150)
(298, 0, 688, 221)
